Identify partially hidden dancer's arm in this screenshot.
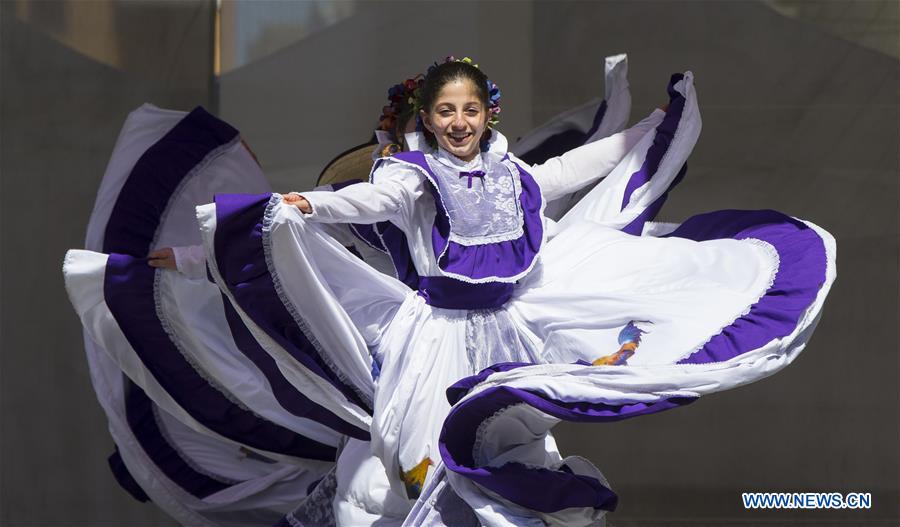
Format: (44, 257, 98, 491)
(282, 163, 423, 225)
(147, 245, 207, 279)
(526, 108, 666, 202)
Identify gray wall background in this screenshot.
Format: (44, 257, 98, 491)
(1, 1, 897, 526)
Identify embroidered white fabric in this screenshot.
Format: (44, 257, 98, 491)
(425, 152, 525, 246)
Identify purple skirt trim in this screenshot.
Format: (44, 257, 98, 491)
(439, 384, 695, 513)
(99, 106, 335, 497)
(620, 73, 685, 212)
(219, 293, 369, 440)
(104, 253, 338, 460)
(667, 209, 828, 364)
(439, 207, 830, 513)
(103, 106, 237, 255)
(621, 162, 687, 236)
(124, 381, 234, 498)
(107, 447, 151, 503)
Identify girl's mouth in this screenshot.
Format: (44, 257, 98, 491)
(448, 132, 472, 146)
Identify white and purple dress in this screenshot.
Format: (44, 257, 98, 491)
(63, 71, 835, 526)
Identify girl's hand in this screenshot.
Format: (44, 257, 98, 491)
(148, 247, 177, 270)
(283, 193, 312, 214)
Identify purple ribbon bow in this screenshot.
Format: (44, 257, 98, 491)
(459, 170, 485, 189)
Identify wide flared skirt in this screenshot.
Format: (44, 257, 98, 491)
(203, 191, 833, 526)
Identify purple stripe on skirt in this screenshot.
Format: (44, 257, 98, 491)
(107, 447, 151, 502)
(98, 106, 331, 497)
(103, 106, 237, 255)
(104, 253, 339, 460)
(125, 380, 234, 498)
(620, 73, 686, 212)
(621, 162, 688, 236)
(445, 362, 533, 405)
(213, 193, 371, 413)
(219, 296, 368, 441)
(440, 385, 696, 513)
(667, 209, 828, 364)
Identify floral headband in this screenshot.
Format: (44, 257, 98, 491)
(377, 56, 502, 142)
(377, 73, 424, 142)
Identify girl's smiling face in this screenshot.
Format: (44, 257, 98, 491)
(420, 78, 489, 162)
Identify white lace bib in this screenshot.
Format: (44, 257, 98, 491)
(425, 153, 524, 246)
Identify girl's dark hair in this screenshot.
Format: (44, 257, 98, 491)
(418, 60, 492, 150)
(419, 61, 490, 113)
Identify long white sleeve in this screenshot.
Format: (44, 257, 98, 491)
(296, 165, 424, 224)
(526, 109, 666, 202)
(172, 244, 207, 280)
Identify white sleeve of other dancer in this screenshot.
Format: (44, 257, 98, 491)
(292, 165, 424, 224)
(526, 109, 665, 202)
(172, 244, 208, 280)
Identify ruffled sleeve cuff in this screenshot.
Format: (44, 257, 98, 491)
(172, 244, 208, 280)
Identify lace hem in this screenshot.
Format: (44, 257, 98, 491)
(152, 270, 252, 412)
(261, 194, 374, 409)
(150, 134, 240, 250)
(150, 403, 242, 486)
(674, 237, 781, 365)
(449, 225, 525, 246)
